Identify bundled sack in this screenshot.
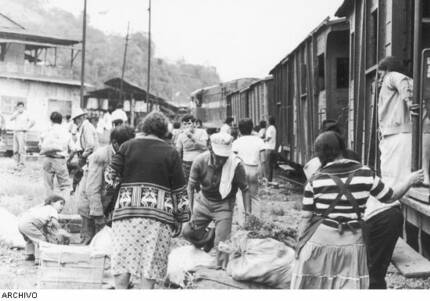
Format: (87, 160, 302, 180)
(166, 245, 215, 287)
(0, 207, 25, 248)
(226, 232, 295, 288)
(89, 226, 113, 257)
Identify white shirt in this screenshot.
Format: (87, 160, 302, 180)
(40, 123, 70, 157)
(111, 109, 128, 122)
(20, 205, 58, 229)
(12, 111, 32, 131)
(265, 125, 277, 150)
(232, 135, 265, 166)
(220, 124, 231, 135)
(102, 112, 112, 131)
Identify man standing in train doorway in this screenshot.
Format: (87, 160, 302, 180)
(365, 56, 428, 289)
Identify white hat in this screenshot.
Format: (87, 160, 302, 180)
(210, 132, 233, 157)
(71, 108, 87, 120)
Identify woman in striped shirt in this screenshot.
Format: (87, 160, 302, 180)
(291, 131, 423, 289)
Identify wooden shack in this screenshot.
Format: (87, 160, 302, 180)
(85, 77, 180, 126)
(0, 14, 84, 153)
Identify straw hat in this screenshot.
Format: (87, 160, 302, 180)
(210, 132, 233, 157)
(71, 108, 87, 120)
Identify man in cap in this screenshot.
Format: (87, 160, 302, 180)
(183, 132, 251, 269)
(71, 108, 99, 188)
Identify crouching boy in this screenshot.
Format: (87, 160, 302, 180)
(18, 195, 70, 261)
(182, 133, 251, 269)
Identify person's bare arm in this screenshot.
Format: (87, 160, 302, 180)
(391, 169, 424, 201)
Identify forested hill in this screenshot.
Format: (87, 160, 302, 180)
(0, 0, 220, 105)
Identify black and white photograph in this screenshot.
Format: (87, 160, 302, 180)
(0, 0, 430, 293)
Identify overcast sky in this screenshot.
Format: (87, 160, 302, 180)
(45, 0, 344, 81)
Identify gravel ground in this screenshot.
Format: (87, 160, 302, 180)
(1, 157, 430, 289)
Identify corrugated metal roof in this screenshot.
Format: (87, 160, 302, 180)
(0, 73, 91, 87)
(0, 29, 80, 46)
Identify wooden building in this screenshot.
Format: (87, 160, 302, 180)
(0, 14, 83, 152)
(85, 78, 180, 126)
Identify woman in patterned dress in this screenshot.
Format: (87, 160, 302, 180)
(106, 112, 190, 289)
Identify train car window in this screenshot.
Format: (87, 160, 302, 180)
(301, 63, 307, 93)
(318, 54, 325, 91)
(367, 10, 378, 68)
(336, 58, 349, 89)
(0, 43, 6, 61)
(424, 0, 430, 18)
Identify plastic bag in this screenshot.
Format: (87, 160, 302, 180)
(0, 207, 25, 248)
(166, 245, 215, 287)
(89, 226, 113, 257)
(226, 232, 294, 288)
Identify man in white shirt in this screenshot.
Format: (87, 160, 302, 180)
(233, 118, 266, 225)
(10, 102, 35, 168)
(39, 112, 72, 197)
(264, 116, 277, 181)
(111, 103, 128, 127)
(232, 118, 266, 195)
(220, 117, 234, 135)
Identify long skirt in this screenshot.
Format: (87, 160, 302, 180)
(111, 217, 172, 281)
(291, 224, 369, 289)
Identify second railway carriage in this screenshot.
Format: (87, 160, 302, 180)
(190, 78, 258, 128)
(269, 18, 350, 166)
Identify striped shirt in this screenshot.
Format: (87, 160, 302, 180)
(303, 159, 393, 220)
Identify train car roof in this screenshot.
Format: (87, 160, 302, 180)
(335, 0, 354, 17)
(269, 17, 348, 74)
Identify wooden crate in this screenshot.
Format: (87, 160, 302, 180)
(38, 242, 107, 289)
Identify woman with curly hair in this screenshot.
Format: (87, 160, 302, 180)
(106, 111, 190, 289)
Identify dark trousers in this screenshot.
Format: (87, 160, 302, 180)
(364, 206, 403, 289)
(80, 216, 105, 245)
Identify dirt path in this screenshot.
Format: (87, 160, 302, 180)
(0, 157, 430, 289)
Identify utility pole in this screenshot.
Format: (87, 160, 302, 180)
(120, 22, 130, 101)
(147, 0, 152, 111)
(80, 0, 87, 109)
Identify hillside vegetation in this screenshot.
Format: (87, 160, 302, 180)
(0, 0, 220, 105)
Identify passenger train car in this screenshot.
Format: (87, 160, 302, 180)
(190, 0, 430, 258)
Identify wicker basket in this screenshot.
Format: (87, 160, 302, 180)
(38, 242, 107, 289)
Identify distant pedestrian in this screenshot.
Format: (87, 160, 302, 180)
(78, 125, 135, 244)
(176, 114, 208, 183)
(233, 119, 265, 224)
(258, 120, 267, 139)
(171, 121, 182, 146)
(220, 117, 234, 135)
(105, 111, 190, 289)
(292, 131, 424, 289)
(71, 108, 99, 189)
(111, 103, 128, 127)
(195, 119, 203, 129)
(264, 116, 277, 181)
(10, 102, 35, 168)
(233, 118, 265, 195)
(18, 195, 69, 262)
(39, 112, 72, 198)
